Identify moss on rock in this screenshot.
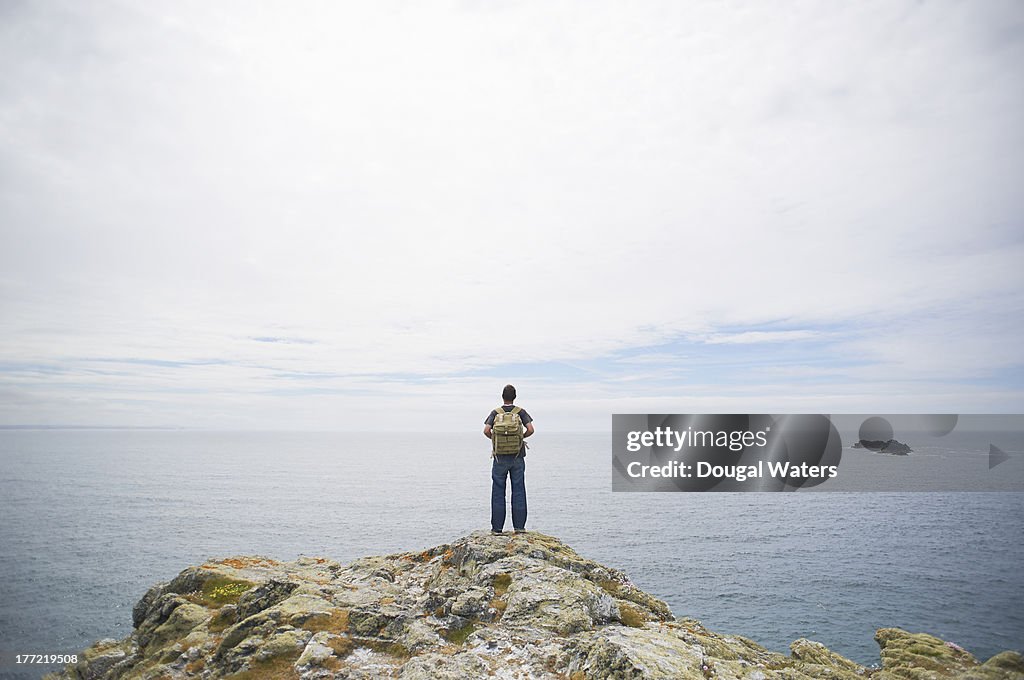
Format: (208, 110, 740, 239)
(199, 576, 256, 606)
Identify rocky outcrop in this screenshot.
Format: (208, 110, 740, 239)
(46, 532, 1021, 680)
(852, 439, 912, 455)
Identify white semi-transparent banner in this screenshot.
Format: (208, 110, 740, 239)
(611, 414, 1024, 491)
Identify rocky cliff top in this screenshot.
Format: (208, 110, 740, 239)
(48, 531, 1022, 680)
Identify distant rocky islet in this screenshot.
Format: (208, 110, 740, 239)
(852, 439, 913, 455)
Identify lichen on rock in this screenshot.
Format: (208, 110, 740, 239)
(46, 531, 1023, 680)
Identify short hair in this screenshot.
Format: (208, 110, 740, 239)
(502, 384, 516, 402)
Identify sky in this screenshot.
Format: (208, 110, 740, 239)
(1, 0, 1022, 431)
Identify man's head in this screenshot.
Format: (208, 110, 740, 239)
(502, 384, 516, 403)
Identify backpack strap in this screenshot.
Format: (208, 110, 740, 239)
(510, 406, 521, 415)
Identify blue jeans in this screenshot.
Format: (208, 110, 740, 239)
(491, 454, 527, 531)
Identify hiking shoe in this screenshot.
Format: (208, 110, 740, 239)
(491, 530, 505, 535)
(514, 529, 527, 534)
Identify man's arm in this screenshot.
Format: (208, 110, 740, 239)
(524, 422, 535, 438)
(483, 409, 497, 438)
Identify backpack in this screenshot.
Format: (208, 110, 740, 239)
(491, 406, 524, 456)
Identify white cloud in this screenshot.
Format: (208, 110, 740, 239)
(1, 1, 1022, 427)
(700, 331, 824, 345)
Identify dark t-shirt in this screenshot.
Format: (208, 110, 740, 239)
(485, 405, 533, 456)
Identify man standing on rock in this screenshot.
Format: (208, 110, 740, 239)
(483, 384, 534, 535)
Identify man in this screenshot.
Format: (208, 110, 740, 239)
(483, 384, 535, 534)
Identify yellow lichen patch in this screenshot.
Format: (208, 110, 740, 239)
(328, 636, 355, 658)
(302, 608, 350, 634)
(442, 619, 477, 645)
(490, 573, 513, 621)
(379, 596, 396, 605)
(489, 598, 508, 618)
(618, 603, 647, 628)
(525, 533, 575, 554)
(185, 658, 205, 674)
(596, 579, 621, 596)
(367, 640, 412, 660)
(223, 651, 301, 680)
(208, 607, 236, 633)
(492, 573, 512, 598)
(219, 557, 278, 570)
(570, 672, 587, 680)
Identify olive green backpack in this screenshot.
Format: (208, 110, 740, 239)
(492, 406, 524, 456)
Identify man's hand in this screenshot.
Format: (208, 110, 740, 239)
(483, 424, 492, 439)
(524, 422, 535, 438)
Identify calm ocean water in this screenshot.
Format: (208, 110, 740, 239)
(1, 430, 1022, 678)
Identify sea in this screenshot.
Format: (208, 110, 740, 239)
(1, 430, 1022, 678)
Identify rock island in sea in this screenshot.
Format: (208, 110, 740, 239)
(851, 439, 913, 455)
(47, 532, 1023, 679)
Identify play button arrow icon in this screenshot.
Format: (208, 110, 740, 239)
(989, 444, 1009, 469)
